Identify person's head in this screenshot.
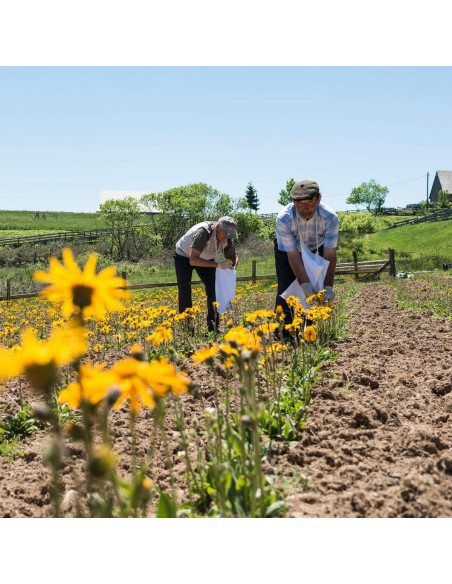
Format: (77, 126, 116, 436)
(216, 216, 238, 242)
(290, 180, 321, 220)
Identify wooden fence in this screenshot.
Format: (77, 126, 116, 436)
(0, 228, 115, 248)
(385, 208, 452, 229)
(0, 249, 396, 302)
(0, 213, 279, 249)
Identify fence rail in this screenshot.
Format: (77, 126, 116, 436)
(0, 213, 280, 249)
(0, 249, 396, 302)
(0, 228, 116, 247)
(385, 208, 452, 229)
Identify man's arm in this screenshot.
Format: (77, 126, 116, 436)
(190, 248, 227, 268)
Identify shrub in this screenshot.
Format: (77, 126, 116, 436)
(338, 212, 378, 234)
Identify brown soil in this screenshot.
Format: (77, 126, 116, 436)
(1, 282, 451, 518)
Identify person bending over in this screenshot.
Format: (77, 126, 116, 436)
(174, 216, 238, 332)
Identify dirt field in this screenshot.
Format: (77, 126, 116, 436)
(0, 282, 451, 518)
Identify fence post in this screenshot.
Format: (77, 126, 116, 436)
(388, 248, 396, 277)
(251, 260, 257, 284)
(352, 251, 359, 280)
(121, 271, 127, 289)
(6, 279, 11, 301)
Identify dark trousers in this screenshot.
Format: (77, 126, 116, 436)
(274, 238, 324, 329)
(174, 252, 219, 332)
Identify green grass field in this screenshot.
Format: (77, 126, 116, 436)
(367, 220, 452, 257)
(0, 210, 105, 233)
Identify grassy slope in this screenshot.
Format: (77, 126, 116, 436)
(0, 210, 105, 233)
(365, 220, 452, 258)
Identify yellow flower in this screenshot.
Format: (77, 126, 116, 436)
(111, 357, 190, 413)
(34, 248, 130, 318)
(0, 323, 87, 392)
(192, 345, 219, 365)
(58, 362, 117, 408)
(255, 322, 279, 336)
(224, 326, 261, 352)
(304, 325, 317, 342)
(245, 309, 276, 324)
(268, 342, 288, 353)
(146, 326, 173, 346)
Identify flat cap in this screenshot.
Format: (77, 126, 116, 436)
(290, 180, 320, 200)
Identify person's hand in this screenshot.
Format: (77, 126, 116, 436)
(301, 282, 315, 298)
(324, 286, 335, 302)
(217, 260, 230, 269)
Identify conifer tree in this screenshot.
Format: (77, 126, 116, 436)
(245, 182, 260, 212)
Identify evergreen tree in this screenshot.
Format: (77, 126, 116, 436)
(245, 182, 260, 212)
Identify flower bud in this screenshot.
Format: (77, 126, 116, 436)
(88, 445, 116, 478)
(64, 420, 85, 441)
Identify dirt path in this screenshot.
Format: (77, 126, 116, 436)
(280, 283, 452, 517)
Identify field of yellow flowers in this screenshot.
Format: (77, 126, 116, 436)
(0, 248, 340, 517)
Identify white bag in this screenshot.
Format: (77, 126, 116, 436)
(300, 242, 329, 291)
(215, 268, 237, 314)
(281, 244, 330, 308)
(280, 279, 311, 309)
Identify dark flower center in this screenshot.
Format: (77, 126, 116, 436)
(72, 285, 94, 310)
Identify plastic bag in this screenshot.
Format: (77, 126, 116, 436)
(300, 242, 329, 291)
(215, 268, 236, 314)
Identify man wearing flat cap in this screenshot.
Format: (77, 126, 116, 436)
(275, 180, 339, 330)
(174, 216, 238, 333)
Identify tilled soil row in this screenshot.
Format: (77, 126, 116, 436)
(277, 283, 452, 517)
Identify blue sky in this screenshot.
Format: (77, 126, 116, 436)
(1, 66, 452, 215)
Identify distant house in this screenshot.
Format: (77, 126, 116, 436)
(100, 191, 160, 214)
(429, 171, 452, 203)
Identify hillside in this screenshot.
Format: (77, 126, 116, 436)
(0, 210, 104, 234)
(366, 220, 452, 264)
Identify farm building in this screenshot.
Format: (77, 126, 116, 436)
(100, 190, 160, 213)
(429, 171, 452, 203)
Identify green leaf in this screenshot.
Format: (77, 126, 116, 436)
(156, 492, 177, 518)
(265, 500, 287, 517)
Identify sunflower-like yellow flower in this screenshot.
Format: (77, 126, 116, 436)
(34, 248, 130, 318)
(224, 326, 261, 352)
(111, 357, 190, 412)
(284, 316, 304, 333)
(58, 362, 118, 408)
(304, 325, 317, 342)
(255, 322, 279, 337)
(245, 309, 276, 324)
(146, 325, 173, 346)
(0, 323, 87, 392)
(192, 345, 219, 365)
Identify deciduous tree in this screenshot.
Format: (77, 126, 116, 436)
(278, 178, 295, 206)
(346, 179, 388, 215)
